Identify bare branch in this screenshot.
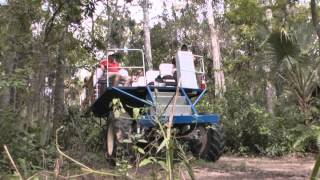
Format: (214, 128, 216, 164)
(44, 2, 65, 42)
(55, 127, 121, 177)
(3, 145, 23, 180)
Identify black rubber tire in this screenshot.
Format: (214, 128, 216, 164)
(103, 113, 133, 166)
(190, 124, 225, 162)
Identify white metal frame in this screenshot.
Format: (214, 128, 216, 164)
(96, 48, 205, 88)
(193, 54, 205, 75)
(103, 48, 146, 87)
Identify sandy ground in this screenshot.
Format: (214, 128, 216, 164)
(77, 155, 315, 180)
(192, 155, 315, 180)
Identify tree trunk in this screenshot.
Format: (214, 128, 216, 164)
(0, 52, 14, 109)
(311, 0, 320, 47)
(206, 0, 225, 97)
(266, 81, 275, 114)
(265, 8, 276, 115)
(27, 43, 49, 129)
(53, 30, 67, 133)
(142, 0, 153, 69)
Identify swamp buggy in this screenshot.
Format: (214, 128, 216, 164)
(86, 49, 225, 163)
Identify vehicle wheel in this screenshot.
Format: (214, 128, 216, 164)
(189, 124, 225, 162)
(103, 112, 133, 165)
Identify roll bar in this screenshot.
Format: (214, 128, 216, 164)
(104, 48, 146, 87)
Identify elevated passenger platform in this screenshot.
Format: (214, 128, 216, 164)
(91, 86, 205, 117)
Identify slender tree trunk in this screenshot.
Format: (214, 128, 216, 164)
(0, 52, 14, 109)
(266, 81, 275, 114)
(142, 0, 153, 69)
(40, 74, 54, 145)
(27, 43, 49, 129)
(91, 15, 95, 54)
(53, 29, 67, 133)
(36, 44, 51, 143)
(310, 0, 320, 95)
(206, 0, 225, 97)
(265, 8, 276, 114)
(311, 0, 320, 47)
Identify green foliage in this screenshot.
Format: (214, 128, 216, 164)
(293, 124, 320, 152)
(61, 106, 107, 164)
(226, 0, 264, 25)
(198, 83, 307, 156)
(223, 87, 280, 155)
(111, 98, 126, 119)
(151, 23, 173, 67)
(109, 98, 195, 179)
(0, 108, 56, 176)
(267, 30, 299, 61)
(263, 19, 319, 124)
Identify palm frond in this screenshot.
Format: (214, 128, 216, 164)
(293, 125, 320, 150)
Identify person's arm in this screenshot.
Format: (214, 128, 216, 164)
(100, 59, 108, 70)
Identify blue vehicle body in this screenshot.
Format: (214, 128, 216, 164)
(89, 49, 225, 162)
(91, 85, 220, 127)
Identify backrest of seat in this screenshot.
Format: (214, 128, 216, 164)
(159, 63, 174, 77)
(132, 76, 146, 87)
(146, 70, 160, 84)
(175, 51, 198, 89)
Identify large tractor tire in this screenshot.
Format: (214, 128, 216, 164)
(190, 124, 225, 162)
(103, 113, 133, 165)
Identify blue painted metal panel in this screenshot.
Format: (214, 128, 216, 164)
(90, 86, 208, 117)
(180, 88, 198, 114)
(193, 89, 206, 106)
(146, 86, 155, 104)
(111, 87, 153, 106)
(139, 114, 220, 127)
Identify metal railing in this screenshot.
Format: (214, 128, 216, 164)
(103, 48, 146, 87)
(193, 54, 205, 75)
(95, 49, 205, 88)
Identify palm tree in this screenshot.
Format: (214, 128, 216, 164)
(263, 24, 320, 125)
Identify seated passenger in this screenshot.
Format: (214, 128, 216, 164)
(118, 68, 131, 86)
(131, 70, 146, 87)
(99, 54, 121, 86)
(100, 54, 120, 73)
(131, 70, 142, 86)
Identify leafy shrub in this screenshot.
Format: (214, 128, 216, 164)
(0, 106, 107, 176)
(197, 84, 310, 156)
(0, 108, 48, 176)
(59, 106, 107, 166)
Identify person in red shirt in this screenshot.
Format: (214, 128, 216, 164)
(99, 54, 121, 86)
(100, 54, 120, 72)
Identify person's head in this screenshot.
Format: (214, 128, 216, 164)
(134, 70, 142, 76)
(181, 44, 188, 51)
(108, 54, 117, 63)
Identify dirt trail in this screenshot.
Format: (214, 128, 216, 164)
(77, 155, 315, 179)
(193, 155, 315, 180)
